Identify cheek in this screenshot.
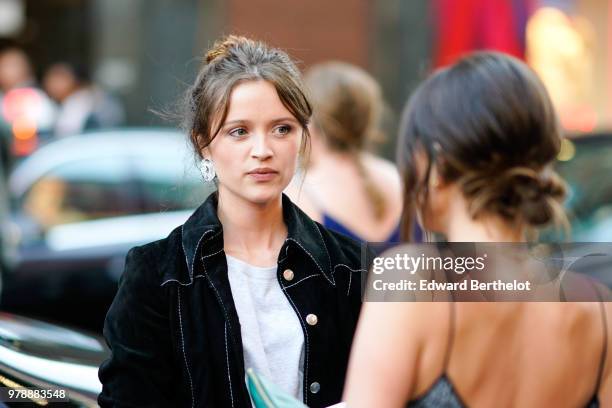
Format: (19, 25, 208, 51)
(208, 141, 240, 178)
(280, 139, 300, 171)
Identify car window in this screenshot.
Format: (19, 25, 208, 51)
(131, 156, 212, 212)
(555, 137, 612, 240)
(20, 156, 139, 230)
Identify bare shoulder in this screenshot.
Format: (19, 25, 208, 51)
(361, 153, 403, 224)
(359, 301, 449, 341)
(284, 176, 322, 222)
(362, 153, 402, 186)
(345, 298, 450, 406)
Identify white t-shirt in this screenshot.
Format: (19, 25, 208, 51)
(226, 254, 305, 402)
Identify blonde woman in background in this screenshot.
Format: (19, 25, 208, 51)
(287, 62, 405, 244)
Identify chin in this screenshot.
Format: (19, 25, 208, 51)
(243, 185, 283, 205)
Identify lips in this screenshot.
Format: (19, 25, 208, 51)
(248, 167, 277, 174)
(247, 167, 278, 181)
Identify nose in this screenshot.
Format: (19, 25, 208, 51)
(251, 132, 273, 160)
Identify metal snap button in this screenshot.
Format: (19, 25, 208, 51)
(306, 313, 318, 326)
(310, 382, 320, 394)
(283, 269, 294, 282)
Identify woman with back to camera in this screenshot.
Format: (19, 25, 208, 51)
(343, 52, 611, 407)
(98, 36, 367, 408)
(287, 61, 405, 244)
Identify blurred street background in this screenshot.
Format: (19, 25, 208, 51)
(0, 0, 612, 333)
(4, 0, 612, 153)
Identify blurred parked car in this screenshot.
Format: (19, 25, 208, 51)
(0, 311, 108, 406)
(1, 128, 212, 332)
(555, 133, 612, 241)
(552, 133, 612, 287)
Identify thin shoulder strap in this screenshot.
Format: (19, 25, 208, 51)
(443, 301, 456, 372)
(590, 280, 608, 394)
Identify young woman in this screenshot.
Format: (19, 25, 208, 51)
(343, 52, 611, 407)
(287, 62, 404, 244)
(98, 36, 366, 408)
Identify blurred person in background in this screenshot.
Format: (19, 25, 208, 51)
(0, 47, 34, 94)
(98, 36, 366, 408)
(343, 52, 611, 407)
(287, 62, 404, 244)
(0, 47, 56, 157)
(22, 176, 86, 230)
(43, 61, 125, 137)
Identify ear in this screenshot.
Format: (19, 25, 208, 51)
(429, 165, 443, 189)
(429, 151, 450, 190)
(200, 145, 212, 160)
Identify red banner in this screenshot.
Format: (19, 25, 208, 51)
(433, 0, 534, 67)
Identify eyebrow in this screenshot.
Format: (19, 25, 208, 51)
(222, 117, 299, 127)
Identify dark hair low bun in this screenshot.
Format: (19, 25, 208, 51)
(463, 166, 567, 228)
(510, 168, 567, 227)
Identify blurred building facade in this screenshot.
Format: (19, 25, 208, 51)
(0, 0, 610, 147)
(0, 0, 428, 148)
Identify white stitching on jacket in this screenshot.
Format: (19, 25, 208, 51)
(283, 274, 321, 290)
(281, 287, 309, 405)
(162, 227, 217, 287)
(347, 267, 353, 297)
(177, 287, 195, 407)
(161, 279, 194, 287)
(286, 238, 334, 286)
(201, 248, 223, 259)
(225, 322, 235, 408)
(189, 229, 216, 279)
(332, 264, 366, 297)
(314, 224, 333, 278)
(203, 262, 239, 407)
(333, 264, 367, 273)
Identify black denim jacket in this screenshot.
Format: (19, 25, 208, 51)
(98, 193, 370, 407)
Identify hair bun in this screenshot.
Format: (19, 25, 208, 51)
(501, 167, 567, 226)
(462, 166, 567, 228)
(205, 35, 251, 63)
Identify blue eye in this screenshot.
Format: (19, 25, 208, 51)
(275, 125, 292, 135)
(229, 128, 248, 138)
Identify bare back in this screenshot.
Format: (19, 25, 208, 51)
(345, 299, 611, 407)
(287, 152, 403, 242)
(409, 302, 609, 407)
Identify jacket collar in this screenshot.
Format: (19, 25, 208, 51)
(181, 192, 334, 284)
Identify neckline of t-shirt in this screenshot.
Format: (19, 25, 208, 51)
(225, 254, 277, 279)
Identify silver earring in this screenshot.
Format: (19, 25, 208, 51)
(200, 158, 216, 182)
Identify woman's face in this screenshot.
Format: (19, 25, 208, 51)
(205, 80, 302, 205)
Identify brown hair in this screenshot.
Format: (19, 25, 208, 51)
(398, 52, 568, 241)
(304, 62, 387, 219)
(184, 35, 312, 158)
